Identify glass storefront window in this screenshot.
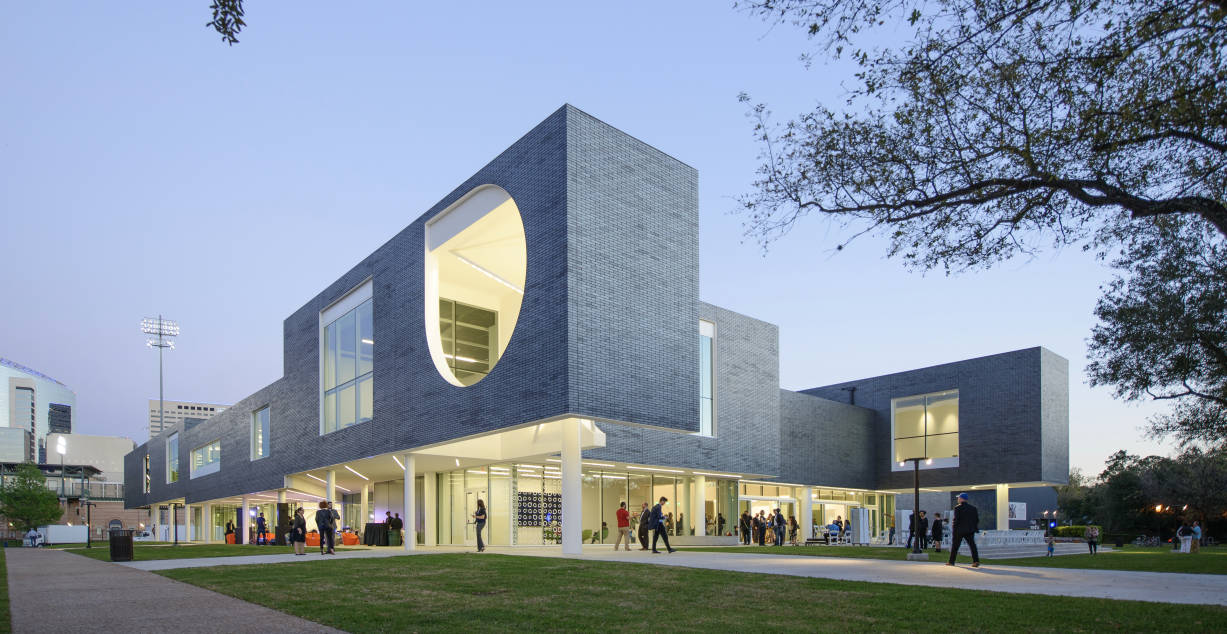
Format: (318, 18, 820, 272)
(322, 298, 373, 434)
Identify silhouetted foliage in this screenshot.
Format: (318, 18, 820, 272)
(207, 0, 245, 46)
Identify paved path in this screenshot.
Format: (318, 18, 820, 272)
(5, 548, 343, 634)
(116, 544, 1227, 605)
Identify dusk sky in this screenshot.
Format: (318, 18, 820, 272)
(1, 1, 1171, 476)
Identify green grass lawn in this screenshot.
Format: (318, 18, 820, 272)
(66, 543, 367, 562)
(42, 541, 178, 549)
(679, 544, 1227, 574)
(158, 553, 1227, 633)
(0, 550, 10, 634)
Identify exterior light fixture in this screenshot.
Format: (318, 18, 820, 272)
(345, 466, 369, 480)
(451, 252, 524, 294)
(899, 462, 906, 467)
(393, 456, 404, 470)
(142, 316, 179, 437)
(925, 459, 932, 465)
(1156, 505, 1162, 512)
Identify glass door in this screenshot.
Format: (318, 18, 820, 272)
(465, 485, 488, 547)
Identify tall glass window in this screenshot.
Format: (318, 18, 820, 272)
(144, 455, 151, 492)
(439, 299, 498, 386)
(323, 298, 373, 434)
(252, 407, 270, 459)
(166, 433, 179, 483)
(191, 439, 221, 478)
(699, 320, 715, 436)
(892, 390, 960, 467)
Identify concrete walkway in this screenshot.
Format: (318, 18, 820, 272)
(5, 548, 343, 634)
(117, 544, 1227, 606)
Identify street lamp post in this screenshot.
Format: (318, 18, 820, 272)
(141, 317, 179, 437)
(901, 456, 932, 558)
(56, 437, 67, 509)
(171, 503, 181, 546)
(81, 499, 96, 549)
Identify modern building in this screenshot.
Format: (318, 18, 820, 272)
(125, 106, 1069, 550)
(2, 357, 76, 463)
(148, 399, 230, 439)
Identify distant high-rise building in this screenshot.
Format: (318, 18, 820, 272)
(1, 357, 75, 463)
(148, 399, 230, 438)
(48, 403, 72, 434)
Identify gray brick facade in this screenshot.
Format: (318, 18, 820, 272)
(801, 347, 1070, 490)
(779, 390, 875, 490)
(125, 107, 1069, 511)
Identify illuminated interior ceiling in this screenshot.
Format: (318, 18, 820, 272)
(425, 186, 527, 387)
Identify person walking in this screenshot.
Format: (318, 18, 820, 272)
(473, 499, 487, 552)
(651, 496, 676, 553)
(315, 501, 337, 555)
(740, 512, 752, 545)
(1178, 521, 1193, 553)
(614, 502, 632, 551)
(291, 507, 307, 555)
(637, 502, 652, 551)
(931, 512, 944, 553)
(788, 515, 799, 545)
(256, 512, 268, 546)
(946, 493, 980, 568)
(1084, 525, 1100, 555)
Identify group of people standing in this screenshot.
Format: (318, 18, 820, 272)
(737, 509, 796, 546)
(286, 501, 341, 556)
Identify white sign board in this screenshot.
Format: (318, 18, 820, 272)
(1008, 502, 1027, 521)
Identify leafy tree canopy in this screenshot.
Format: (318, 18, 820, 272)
(737, 0, 1227, 270)
(0, 464, 64, 532)
(207, 0, 245, 45)
(1087, 216, 1227, 446)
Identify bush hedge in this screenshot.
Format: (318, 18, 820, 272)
(1053, 525, 1103, 538)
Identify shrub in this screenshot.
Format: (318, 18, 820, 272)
(1053, 525, 1103, 538)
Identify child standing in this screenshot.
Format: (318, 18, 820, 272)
(1045, 532, 1055, 557)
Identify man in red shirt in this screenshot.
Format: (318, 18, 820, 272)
(614, 502, 631, 551)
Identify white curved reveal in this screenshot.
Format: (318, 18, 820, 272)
(425, 185, 527, 387)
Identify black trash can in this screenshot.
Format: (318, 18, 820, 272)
(109, 529, 135, 562)
(1115, 536, 1125, 548)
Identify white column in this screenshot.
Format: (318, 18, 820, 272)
(682, 476, 693, 536)
(423, 471, 437, 547)
(325, 470, 336, 505)
(185, 505, 192, 542)
(801, 487, 814, 541)
(240, 496, 250, 545)
(360, 483, 369, 536)
(692, 475, 706, 536)
(204, 502, 212, 544)
(996, 484, 1010, 531)
(404, 454, 416, 551)
(561, 419, 582, 554)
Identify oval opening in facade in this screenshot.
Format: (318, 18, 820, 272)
(424, 185, 527, 386)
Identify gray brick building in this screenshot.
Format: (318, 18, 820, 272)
(126, 106, 1068, 552)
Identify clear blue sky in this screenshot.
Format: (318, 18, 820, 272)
(0, 1, 1170, 475)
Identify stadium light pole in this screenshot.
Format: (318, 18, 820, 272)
(142, 316, 179, 437)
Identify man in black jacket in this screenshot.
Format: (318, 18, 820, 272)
(917, 511, 929, 549)
(947, 493, 981, 567)
(637, 502, 651, 551)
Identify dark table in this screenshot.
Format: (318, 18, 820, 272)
(364, 522, 389, 546)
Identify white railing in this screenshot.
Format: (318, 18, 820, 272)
(894, 529, 1047, 548)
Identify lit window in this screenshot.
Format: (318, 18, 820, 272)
(191, 439, 221, 478)
(322, 286, 373, 435)
(891, 390, 959, 470)
(699, 320, 716, 436)
(166, 433, 179, 483)
(252, 407, 270, 460)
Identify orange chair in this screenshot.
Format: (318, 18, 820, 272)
(306, 533, 320, 547)
(264, 533, 275, 544)
(226, 534, 235, 544)
(341, 532, 359, 546)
